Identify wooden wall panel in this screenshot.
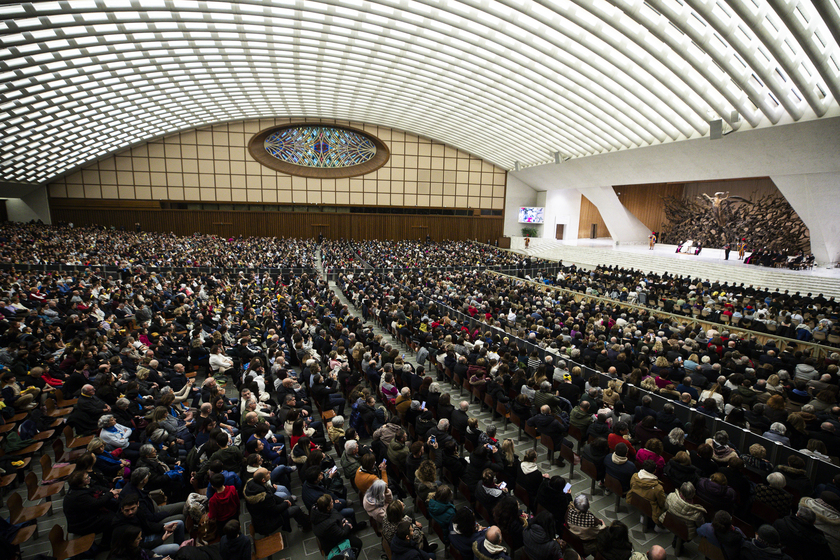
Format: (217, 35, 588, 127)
(49, 201, 502, 243)
(578, 195, 609, 239)
(612, 183, 684, 234)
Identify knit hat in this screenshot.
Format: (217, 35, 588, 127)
(821, 491, 840, 511)
(756, 525, 780, 548)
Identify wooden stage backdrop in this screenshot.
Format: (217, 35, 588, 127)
(49, 199, 503, 242)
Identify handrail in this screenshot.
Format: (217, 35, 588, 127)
(489, 270, 836, 359)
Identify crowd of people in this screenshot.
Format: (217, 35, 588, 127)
(334, 266, 840, 559)
(321, 239, 539, 270)
(1, 224, 839, 560)
(0, 223, 317, 268)
(527, 263, 839, 344)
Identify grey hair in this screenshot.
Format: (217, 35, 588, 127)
(97, 414, 115, 429)
(430, 382, 441, 394)
(770, 422, 787, 434)
(714, 431, 729, 446)
(331, 415, 344, 427)
(767, 472, 786, 488)
(540, 381, 552, 391)
(115, 398, 130, 409)
(438, 418, 450, 430)
(573, 494, 590, 512)
(400, 387, 410, 396)
(130, 467, 151, 486)
(366, 479, 388, 505)
(668, 428, 685, 445)
(139, 444, 156, 457)
(680, 482, 696, 499)
(344, 440, 359, 454)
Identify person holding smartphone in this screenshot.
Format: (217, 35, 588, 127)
(476, 468, 508, 514)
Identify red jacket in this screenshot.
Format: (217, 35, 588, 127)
(208, 484, 240, 523)
(607, 433, 637, 460)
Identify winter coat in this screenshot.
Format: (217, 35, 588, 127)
(363, 487, 393, 525)
(740, 539, 792, 560)
(635, 449, 665, 476)
(472, 537, 512, 560)
(355, 467, 387, 498)
(450, 524, 487, 560)
(518, 462, 543, 505)
(387, 439, 410, 468)
(696, 478, 736, 513)
(800, 496, 840, 560)
(536, 478, 571, 522)
(627, 472, 666, 524)
(372, 422, 402, 445)
(754, 485, 793, 518)
(527, 413, 566, 444)
(243, 479, 292, 535)
(63, 486, 117, 535)
(778, 465, 814, 498)
(312, 506, 352, 554)
(569, 406, 593, 435)
(663, 459, 700, 487)
(475, 482, 504, 514)
(428, 499, 457, 527)
(773, 514, 833, 560)
(391, 535, 427, 560)
(523, 523, 562, 560)
(661, 492, 706, 539)
(340, 451, 362, 480)
(604, 454, 637, 492)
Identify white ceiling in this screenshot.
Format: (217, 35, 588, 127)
(1, 0, 839, 187)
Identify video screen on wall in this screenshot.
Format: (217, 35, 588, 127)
(518, 207, 545, 223)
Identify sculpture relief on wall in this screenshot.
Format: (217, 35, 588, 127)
(661, 191, 809, 253)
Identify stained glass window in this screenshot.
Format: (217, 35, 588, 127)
(264, 126, 377, 168)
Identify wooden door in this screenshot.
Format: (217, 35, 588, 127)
(555, 224, 565, 240)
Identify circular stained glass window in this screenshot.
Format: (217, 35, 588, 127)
(250, 124, 389, 178)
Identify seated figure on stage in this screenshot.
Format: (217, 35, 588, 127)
(676, 240, 694, 254)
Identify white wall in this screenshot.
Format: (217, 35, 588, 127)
(6, 186, 50, 223)
(512, 117, 840, 263)
(773, 172, 840, 266)
(544, 188, 581, 241)
(504, 174, 539, 237)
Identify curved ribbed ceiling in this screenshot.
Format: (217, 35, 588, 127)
(1, 0, 839, 186)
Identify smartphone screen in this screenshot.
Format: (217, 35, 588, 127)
(564, 483, 572, 493)
(498, 482, 507, 490)
(382, 458, 387, 465)
(330, 466, 337, 474)
(421, 401, 426, 409)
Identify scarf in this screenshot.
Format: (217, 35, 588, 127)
(484, 540, 507, 555)
(612, 453, 627, 465)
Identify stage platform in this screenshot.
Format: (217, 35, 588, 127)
(514, 237, 840, 299)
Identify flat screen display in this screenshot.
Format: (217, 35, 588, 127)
(518, 207, 545, 223)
